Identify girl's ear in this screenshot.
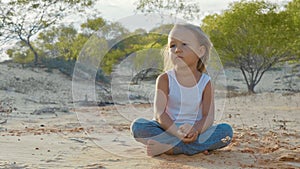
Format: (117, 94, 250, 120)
(199, 45, 206, 58)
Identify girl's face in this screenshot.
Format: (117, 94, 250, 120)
(168, 26, 204, 69)
(168, 38, 198, 68)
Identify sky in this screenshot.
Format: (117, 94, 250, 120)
(95, 0, 290, 21)
(94, 0, 290, 22)
(83, 0, 291, 32)
(0, 0, 291, 61)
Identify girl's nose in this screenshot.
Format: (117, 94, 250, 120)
(175, 46, 182, 53)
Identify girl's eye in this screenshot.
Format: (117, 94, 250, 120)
(182, 43, 187, 46)
(170, 44, 175, 48)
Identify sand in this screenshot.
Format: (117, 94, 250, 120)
(0, 62, 299, 169)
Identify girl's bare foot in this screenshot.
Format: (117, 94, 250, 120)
(146, 140, 173, 156)
(203, 150, 210, 155)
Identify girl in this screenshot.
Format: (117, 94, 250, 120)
(130, 23, 233, 156)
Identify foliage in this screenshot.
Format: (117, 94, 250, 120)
(78, 20, 131, 74)
(283, 0, 300, 60)
(0, 0, 94, 65)
(79, 34, 108, 68)
(133, 49, 164, 72)
(100, 32, 168, 74)
(135, 0, 200, 20)
(6, 41, 37, 65)
(149, 24, 173, 34)
(202, 0, 298, 93)
(37, 25, 88, 60)
(81, 17, 106, 32)
(6, 13, 171, 84)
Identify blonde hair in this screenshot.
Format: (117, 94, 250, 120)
(162, 23, 212, 73)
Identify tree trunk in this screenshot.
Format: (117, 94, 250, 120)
(27, 41, 39, 65)
(33, 50, 39, 65)
(240, 66, 256, 94)
(20, 36, 39, 66)
(247, 82, 256, 94)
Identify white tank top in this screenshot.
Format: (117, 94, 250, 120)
(165, 69, 211, 124)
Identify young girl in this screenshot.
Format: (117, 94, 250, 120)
(130, 23, 233, 156)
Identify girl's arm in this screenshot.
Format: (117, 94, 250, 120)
(181, 81, 214, 143)
(153, 73, 183, 139)
(193, 81, 215, 134)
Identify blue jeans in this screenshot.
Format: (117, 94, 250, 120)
(130, 118, 233, 155)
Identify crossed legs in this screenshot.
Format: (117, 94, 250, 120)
(130, 118, 233, 156)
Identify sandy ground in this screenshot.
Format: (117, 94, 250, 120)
(0, 62, 299, 169)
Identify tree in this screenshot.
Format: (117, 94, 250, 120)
(11, 25, 88, 62)
(0, 0, 93, 65)
(6, 16, 108, 64)
(202, 0, 298, 93)
(35, 16, 107, 61)
(6, 41, 36, 65)
(284, 0, 300, 60)
(81, 17, 106, 33)
(100, 31, 167, 74)
(135, 0, 200, 21)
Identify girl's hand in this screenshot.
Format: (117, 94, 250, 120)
(177, 123, 189, 138)
(176, 129, 186, 139)
(177, 123, 199, 143)
(182, 129, 198, 143)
